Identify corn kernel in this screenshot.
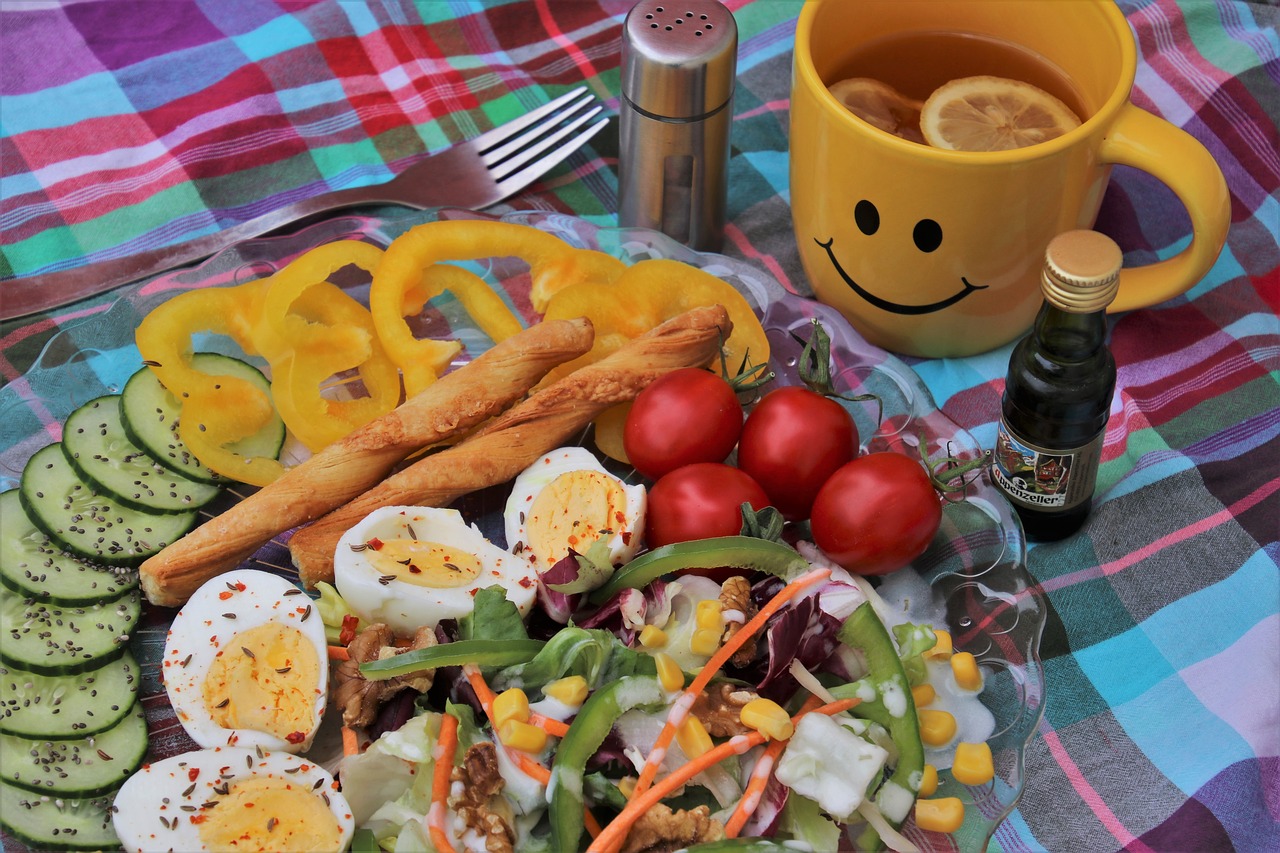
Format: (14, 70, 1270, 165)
(951, 741, 995, 786)
(639, 625, 668, 648)
(542, 676, 588, 707)
(695, 599, 725, 630)
(498, 719, 547, 753)
(492, 688, 530, 729)
(926, 629, 953, 659)
(653, 653, 685, 693)
(918, 709, 957, 747)
(676, 716, 714, 759)
(912, 683, 937, 707)
(914, 797, 965, 833)
(617, 777, 636, 800)
(919, 764, 939, 797)
(690, 627, 721, 657)
(739, 698, 795, 741)
(950, 652, 983, 692)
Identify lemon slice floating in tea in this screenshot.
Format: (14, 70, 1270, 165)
(920, 75, 1081, 151)
(828, 77, 926, 143)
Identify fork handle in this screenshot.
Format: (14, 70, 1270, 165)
(0, 185, 396, 322)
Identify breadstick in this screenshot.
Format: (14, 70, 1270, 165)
(289, 304, 731, 587)
(139, 317, 594, 607)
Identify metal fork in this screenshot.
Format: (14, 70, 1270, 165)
(0, 87, 608, 322)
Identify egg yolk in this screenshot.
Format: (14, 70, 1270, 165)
(365, 538, 484, 588)
(202, 623, 319, 741)
(526, 470, 629, 568)
(197, 775, 343, 852)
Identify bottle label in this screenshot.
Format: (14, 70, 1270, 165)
(991, 421, 1103, 512)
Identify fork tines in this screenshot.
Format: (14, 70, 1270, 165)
(473, 86, 609, 197)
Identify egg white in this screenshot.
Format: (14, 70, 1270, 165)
(504, 446, 646, 573)
(112, 747, 353, 853)
(163, 568, 329, 754)
(334, 506, 536, 635)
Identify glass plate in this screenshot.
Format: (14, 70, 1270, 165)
(0, 208, 1045, 853)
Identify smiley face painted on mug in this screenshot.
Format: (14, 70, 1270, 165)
(816, 198, 988, 316)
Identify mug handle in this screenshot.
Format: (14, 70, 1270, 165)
(1099, 103, 1231, 313)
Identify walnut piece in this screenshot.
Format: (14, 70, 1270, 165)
(449, 742, 515, 853)
(333, 623, 436, 727)
(719, 575, 759, 666)
(689, 681, 759, 737)
(621, 803, 725, 853)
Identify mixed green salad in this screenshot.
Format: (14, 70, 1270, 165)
(319, 526, 995, 853)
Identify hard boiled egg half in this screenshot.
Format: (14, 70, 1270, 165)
(113, 747, 353, 853)
(164, 569, 328, 754)
(334, 506, 536, 635)
(505, 446, 646, 572)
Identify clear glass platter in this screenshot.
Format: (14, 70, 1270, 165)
(0, 208, 1045, 853)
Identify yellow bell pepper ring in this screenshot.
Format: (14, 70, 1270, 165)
(135, 280, 287, 485)
(370, 220, 590, 396)
(261, 279, 400, 451)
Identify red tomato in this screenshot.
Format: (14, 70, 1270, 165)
(738, 386, 857, 520)
(623, 368, 743, 480)
(645, 463, 770, 548)
(809, 452, 941, 576)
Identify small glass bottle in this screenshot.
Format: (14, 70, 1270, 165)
(991, 230, 1122, 541)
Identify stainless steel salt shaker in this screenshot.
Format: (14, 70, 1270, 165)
(618, 0, 737, 252)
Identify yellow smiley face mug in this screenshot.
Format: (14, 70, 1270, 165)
(790, 0, 1230, 358)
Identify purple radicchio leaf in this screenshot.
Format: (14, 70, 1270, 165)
(742, 773, 789, 837)
(578, 580, 673, 645)
(755, 594, 844, 703)
(367, 689, 417, 741)
(536, 552, 583, 624)
(578, 588, 645, 644)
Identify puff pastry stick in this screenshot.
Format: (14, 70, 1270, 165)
(289, 304, 732, 587)
(139, 317, 594, 607)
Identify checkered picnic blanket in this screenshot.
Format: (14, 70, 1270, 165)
(2, 1, 1277, 851)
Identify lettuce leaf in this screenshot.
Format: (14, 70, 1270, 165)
(459, 585, 529, 644)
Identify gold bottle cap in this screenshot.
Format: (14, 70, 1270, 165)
(1042, 230, 1123, 313)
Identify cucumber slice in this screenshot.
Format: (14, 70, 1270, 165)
(0, 589, 141, 676)
(19, 444, 196, 566)
(0, 700, 146, 797)
(0, 490, 138, 607)
(0, 778, 118, 851)
(120, 353, 286, 485)
(0, 653, 140, 740)
(62, 396, 221, 514)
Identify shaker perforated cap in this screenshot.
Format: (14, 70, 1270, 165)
(1042, 230, 1124, 313)
(621, 0, 737, 120)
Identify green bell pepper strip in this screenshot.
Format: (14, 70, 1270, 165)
(547, 675, 666, 852)
(590, 536, 810, 603)
(830, 601, 925, 851)
(358, 638, 546, 681)
(348, 828, 380, 852)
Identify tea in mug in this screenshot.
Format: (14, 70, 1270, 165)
(828, 30, 1090, 150)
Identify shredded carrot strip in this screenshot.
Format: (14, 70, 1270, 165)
(464, 664, 497, 714)
(341, 725, 360, 757)
(589, 698, 856, 853)
(327, 645, 350, 661)
(632, 567, 832, 797)
(427, 712, 459, 853)
(723, 695, 822, 837)
(462, 665, 596, 836)
(461, 664, 570, 737)
(534, 713, 571, 737)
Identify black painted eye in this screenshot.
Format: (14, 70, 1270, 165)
(854, 200, 880, 236)
(913, 218, 943, 252)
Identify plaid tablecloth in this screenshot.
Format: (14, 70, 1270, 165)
(1, 1, 1277, 852)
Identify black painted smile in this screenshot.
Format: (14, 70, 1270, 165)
(816, 237, 987, 316)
